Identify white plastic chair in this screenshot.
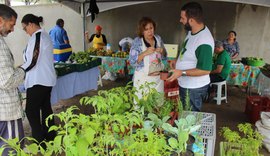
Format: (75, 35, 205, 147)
(210, 80, 227, 105)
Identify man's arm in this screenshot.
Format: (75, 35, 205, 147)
(0, 42, 25, 89)
(167, 68, 210, 82)
(167, 44, 213, 82)
(63, 30, 69, 44)
(211, 65, 223, 74)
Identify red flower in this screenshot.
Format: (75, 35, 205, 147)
(231, 73, 237, 78)
(250, 72, 254, 78)
(244, 66, 250, 70)
(242, 82, 248, 87)
(119, 69, 124, 74)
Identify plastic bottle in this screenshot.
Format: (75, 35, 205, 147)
(106, 43, 111, 51)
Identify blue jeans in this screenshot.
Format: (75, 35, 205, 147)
(179, 84, 209, 111)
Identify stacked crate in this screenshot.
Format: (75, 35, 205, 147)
(245, 96, 270, 123)
(164, 80, 179, 101)
(182, 111, 216, 156)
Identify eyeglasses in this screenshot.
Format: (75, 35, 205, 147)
(22, 24, 28, 31)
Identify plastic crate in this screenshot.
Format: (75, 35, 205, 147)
(74, 58, 102, 72)
(54, 63, 76, 77)
(182, 111, 216, 156)
(164, 80, 179, 100)
(245, 96, 270, 123)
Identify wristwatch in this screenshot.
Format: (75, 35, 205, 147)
(182, 71, 187, 76)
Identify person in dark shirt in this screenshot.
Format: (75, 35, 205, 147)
(210, 40, 231, 83)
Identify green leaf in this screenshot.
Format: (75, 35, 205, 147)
(54, 135, 62, 148)
(48, 125, 60, 132)
(84, 128, 96, 144)
(168, 137, 178, 149)
(76, 137, 89, 156)
(0, 148, 5, 156)
(186, 114, 196, 125)
(26, 143, 39, 154)
(113, 124, 120, 133)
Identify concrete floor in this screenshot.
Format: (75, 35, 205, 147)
(23, 77, 269, 156)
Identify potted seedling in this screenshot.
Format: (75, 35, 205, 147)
(160, 63, 171, 80)
(219, 123, 263, 156)
(162, 114, 201, 156)
(144, 113, 170, 133)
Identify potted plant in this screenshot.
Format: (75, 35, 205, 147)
(219, 123, 263, 156)
(162, 114, 201, 156)
(160, 63, 171, 80)
(160, 71, 170, 80)
(143, 113, 170, 133)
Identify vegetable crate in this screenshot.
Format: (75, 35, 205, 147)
(75, 58, 102, 72)
(220, 142, 242, 156)
(182, 111, 216, 156)
(245, 96, 270, 123)
(54, 63, 76, 77)
(164, 80, 179, 101)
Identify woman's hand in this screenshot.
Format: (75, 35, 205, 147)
(85, 31, 89, 37)
(231, 52, 239, 59)
(137, 47, 155, 63)
(145, 47, 155, 55)
(155, 47, 163, 54)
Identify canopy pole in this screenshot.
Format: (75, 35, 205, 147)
(82, 2, 87, 51)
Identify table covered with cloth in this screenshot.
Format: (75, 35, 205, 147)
(90, 56, 134, 75)
(51, 67, 99, 105)
(226, 64, 261, 87)
(255, 71, 270, 95)
(19, 67, 99, 105)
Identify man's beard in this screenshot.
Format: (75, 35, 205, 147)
(184, 22, 192, 31)
(0, 24, 10, 37)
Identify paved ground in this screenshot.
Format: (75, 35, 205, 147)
(22, 76, 269, 156)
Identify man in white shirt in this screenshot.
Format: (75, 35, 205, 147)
(167, 2, 214, 111)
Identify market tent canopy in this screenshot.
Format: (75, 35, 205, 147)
(56, 0, 270, 14)
(57, 0, 160, 14)
(55, 0, 270, 50)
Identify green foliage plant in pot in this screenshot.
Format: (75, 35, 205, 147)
(144, 113, 171, 133)
(0, 106, 102, 156)
(112, 129, 171, 155)
(219, 123, 263, 156)
(137, 82, 175, 119)
(80, 82, 136, 115)
(162, 114, 201, 156)
(160, 71, 169, 80)
(160, 61, 171, 80)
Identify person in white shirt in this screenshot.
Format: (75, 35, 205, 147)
(119, 37, 133, 52)
(167, 2, 214, 111)
(21, 14, 57, 146)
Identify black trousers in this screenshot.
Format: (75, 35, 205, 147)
(210, 74, 225, 83)
(26, 85, 55, 143)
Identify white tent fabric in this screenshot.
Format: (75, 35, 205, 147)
(57, 0, 270, 14)
(56, 0, 270, 50)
